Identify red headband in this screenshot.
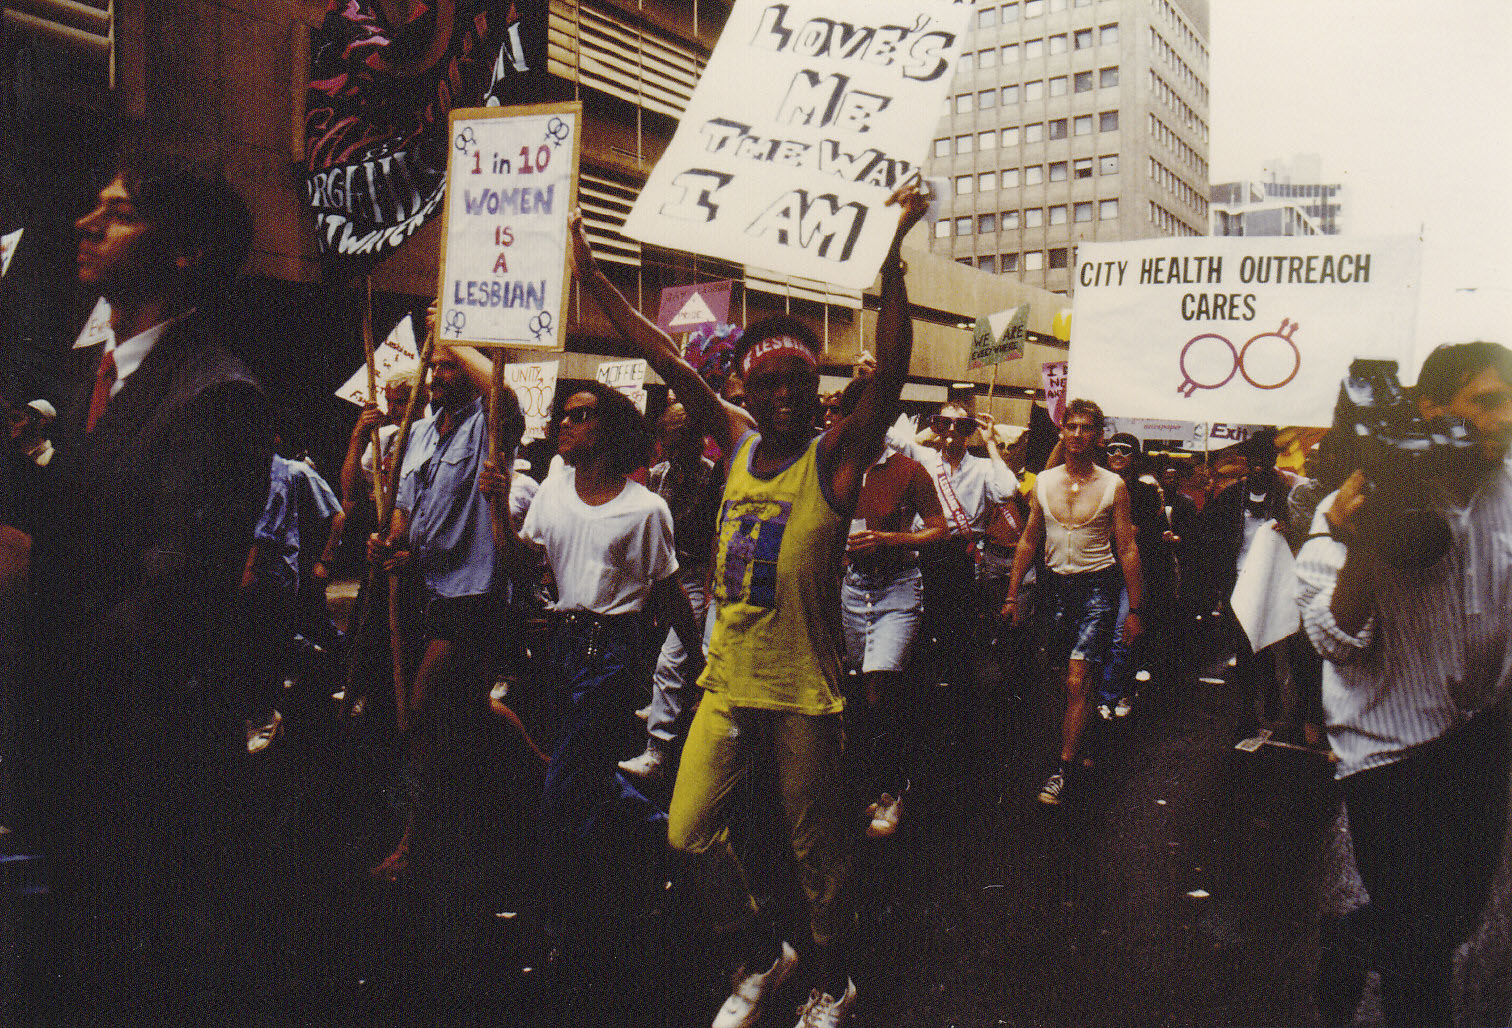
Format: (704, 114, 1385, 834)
(740, 335, 817, 378)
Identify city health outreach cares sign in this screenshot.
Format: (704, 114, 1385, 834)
(437, 102, 581, 349)
(623, 0, 971, 290)
(1069, 237, 1421, 427)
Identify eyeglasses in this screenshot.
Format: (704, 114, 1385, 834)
(562, 405, 598, 425)
(1105, 443, 1136, 456)
(929, 415, 977, 434)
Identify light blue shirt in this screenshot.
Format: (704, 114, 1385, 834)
(395, 397, 499, 598)
(252, 456, 301, 591)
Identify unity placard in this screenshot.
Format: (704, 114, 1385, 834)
(1068, 237, 1421, 427)
(437, 102, 581, 350)
(622, 0, 971, 289)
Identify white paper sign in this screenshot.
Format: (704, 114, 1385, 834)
(622, 0, 971, 289)
(1229, 522, 1298, 652)
(72, 297, 115, 350)
(1069, 237, 1421, 427)
(505, 360, 560, 441)
(595, 358, 648, 414)
(335, 315, 422, 408)
(437, 103, 581, 349)
(0, 228, 21, 278)
(1103, 417, 1266, 451)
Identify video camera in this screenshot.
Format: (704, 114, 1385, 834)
(1332, 359, 1477, 568)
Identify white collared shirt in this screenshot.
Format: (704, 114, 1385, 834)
(106, 309, 195, 397)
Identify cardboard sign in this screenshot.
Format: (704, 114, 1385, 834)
(596, 358, 649, 413)
(1042, 361, 1067, 427)
(1069, 237, 1421, 427)
(622, 0, 970, 289)
(335, 314, 421, 409)
(72, 297, 114, 350)
(505, 360, 560, 441)
(968, 303, 1029, 369)
(0, 228, 21, 278)
(657, 280, 733, 333)
(437, 102, 581, 349)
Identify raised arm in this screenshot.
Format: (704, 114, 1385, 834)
(822, 182, 929, 511)
(570, 212, 752, 455)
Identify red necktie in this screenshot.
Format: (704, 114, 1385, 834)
(86, 348, 116, 433)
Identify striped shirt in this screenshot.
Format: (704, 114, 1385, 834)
(1295, 454, 1512, 778)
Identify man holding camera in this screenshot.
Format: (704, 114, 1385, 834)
(1296, 341, 1512, 1027)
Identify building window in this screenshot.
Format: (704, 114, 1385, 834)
(1001, 168, 1020, 189)
(959, 52, 974, 72)
(1100, 23, 1119, 45)
(1048, 247, 1069, 269)
(1074, 28, 1093, 49)
(1025, 123, 1045, 143)
(1024, 165, 1044, 185)
(956, 176, 975, 196)
(1074, 115, 1093, 136)
(1025, 0, 1045, 17)
(1099, 199, 1119, 220)
(978, 89, 997, 109)
(1049, 161, 1068, 181)
(955, 216, 973, 235)
(1025, 208, 1044, 227)
(1001, 84, 1020, 105)
(979, 213, 998, 233)
(1025, 250, 1045, 271)
(1099, 153, 1119, 175)
(1100, 66, 1119, 87)
(1025, 38, 1045, 60)
(1049, 205, 1068, 225)
(978, 47, 998, 68)
(955, 134, 973, 154)
(1074, 158, 1093, 179)
(979, 172, 998, 192)
(957, 257, 974, 267)
(978, 255, 997, 272)
(1025, 80, 1045, 102)
(1073, 0, 1091, 6)
(1002, 210, 1020, 229)
(1074, 201, 1093, 222)
(1002, 2, 1020, 21)
(1048, 34, 1068, 55)
(1049, 76, 1068, 97)
(1002, 43, 1020, 63)
(978, 7, 998, 28)
(956, 94, 973, 114)
(934, 220, 952, 239)
(1048, 119, 1068, 140)
(979, 130, 998, 149)
(934, 138, 951, 158)
(1074, 71, 1093, 92)
(1100, 110, 1119, 131)
(1002, 252, 1020, 271)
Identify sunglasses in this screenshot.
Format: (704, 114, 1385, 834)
(929, 415, 977, 434)
(562, 405, 599, 424)
(1105, 443, 1136, 456)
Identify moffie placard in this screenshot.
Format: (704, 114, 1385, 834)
(437, 103, 581, 349)
(1069, 237, 1421, 427)
(622, 0, 970, 290)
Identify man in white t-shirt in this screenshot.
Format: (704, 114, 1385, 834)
(481, 379, 702, 947)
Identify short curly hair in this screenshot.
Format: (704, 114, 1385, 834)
(1063, 397, 1105, 434)
(560, 380, 650, 476)
(114, 155, 253, 296)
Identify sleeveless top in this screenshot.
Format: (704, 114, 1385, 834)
(1037, 464, 1119, 574)
(699, 431, 847, 715)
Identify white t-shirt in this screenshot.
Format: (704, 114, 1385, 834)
(521, 467, 678, 615)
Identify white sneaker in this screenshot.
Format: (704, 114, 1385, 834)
(1113, 696, 1132, 718)
(792, 979, 857, 1027)
(635, 704, 652, 722)
(246, 710, 283, 755)
(1096, 703, 1114, 721)
(712, 940, 799, 1028)
(865, 793, 902, 839)
(618, 747, 667, 782)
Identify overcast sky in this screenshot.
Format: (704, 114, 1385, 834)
(1208, 0, 1512, 368)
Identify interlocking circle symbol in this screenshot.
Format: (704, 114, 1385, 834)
(1176, 318, 1301, 397)
(453, 127, 478, 155)
(529, 312, 553, 341)
(445, 310, 467, 337)
(544, 117, 570, 145)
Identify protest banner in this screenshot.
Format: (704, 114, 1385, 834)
(622, 0, 971, 289)
(1102, 417, 1266, 451)
(335, 314, 421, 408)
(73, 297, 114, 350)
(657, 280, 733, 333)
(1069, 237, 1421, 427)
(1042, 361, 1067, 427)
(968, 303, 1029, 370)
(596, 358, 649, 413)
(436, 102, 581, 350)
(505, 360, 560, 441)
(0, 228, 20, 278)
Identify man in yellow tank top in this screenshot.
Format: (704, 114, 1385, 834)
(568, 184, 928, 1028)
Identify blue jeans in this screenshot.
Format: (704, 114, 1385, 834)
(646, 565, 709, 749)
(1047, 566, 1120, 667)
(1098, 588, 1138, 705)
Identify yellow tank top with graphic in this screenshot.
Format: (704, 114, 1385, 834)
(699, 431, 847, 715)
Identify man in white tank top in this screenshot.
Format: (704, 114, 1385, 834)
(1003, 399, 1143, 805)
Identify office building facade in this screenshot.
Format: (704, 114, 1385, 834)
(1211, 154, 1347, 236)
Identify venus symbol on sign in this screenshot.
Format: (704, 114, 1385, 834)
(454, 127, 478, 155)
(1176, 318, 1301, 398)
(529, 312, 553, 341)
(445, 310, 467, 337)
(544, 117, 570, 146)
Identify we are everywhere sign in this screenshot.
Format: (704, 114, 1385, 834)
(623, 0, 970, 289)
(1069, 237, 1421, 427)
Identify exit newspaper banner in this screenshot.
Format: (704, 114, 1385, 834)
(622, 0, 971, 290)
(437, 102, 581, 349)
(1069, 237, 1421, 427)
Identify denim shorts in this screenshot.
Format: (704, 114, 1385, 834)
(841, 564, 924, 674)
(1047, 566, 1121, 664)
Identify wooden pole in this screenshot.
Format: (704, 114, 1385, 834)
(361, 277, 388, 519)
